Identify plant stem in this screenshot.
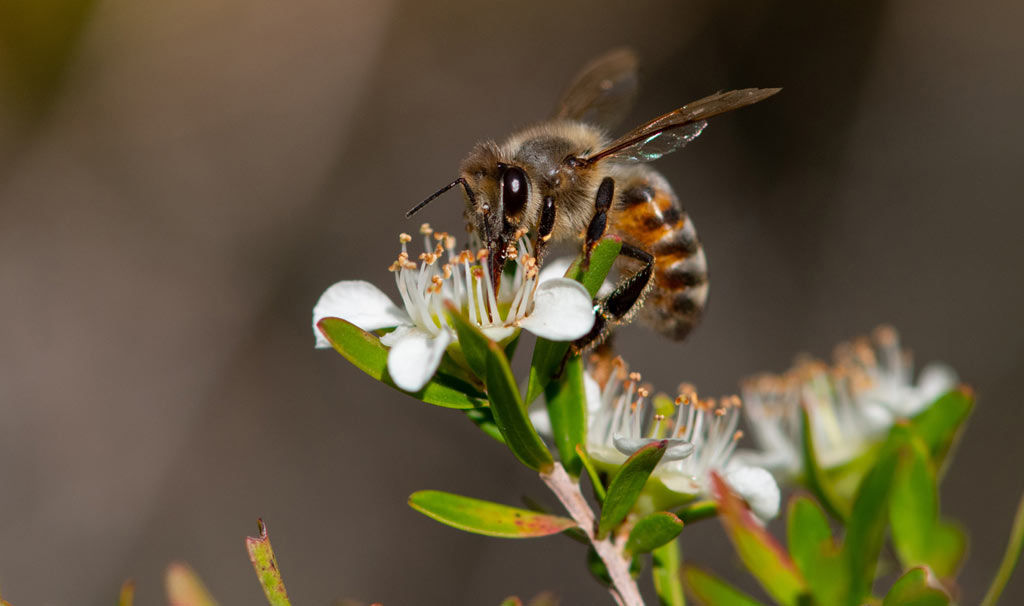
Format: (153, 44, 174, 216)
(981, 491, 1024, 606)
(540, 462, 645, 606)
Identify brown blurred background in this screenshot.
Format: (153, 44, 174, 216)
(1, 0, 1022, 604)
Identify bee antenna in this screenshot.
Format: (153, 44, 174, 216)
(406, 178, 476, 218)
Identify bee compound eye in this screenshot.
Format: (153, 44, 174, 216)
(501, 166, 528, 217)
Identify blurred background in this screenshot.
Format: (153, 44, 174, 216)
(1, 0, 1022, 604)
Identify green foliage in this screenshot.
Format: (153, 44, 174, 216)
(483, 337, 554, 471)
(683, 566, 764, 606)
(787, 496, 847, 604)
(982, 491, 1024, 606)
(408, 490, 576, 538)
(317, 317, 486, 409)
(626, 512, 685, 556)
(598, 440, 668, 538)
(652, 539, 686, 606)
(544, 355, 588, 477)
(245, 520, 292, 606)
(883, 568, 951, 606)
(166, 563, 217, 606)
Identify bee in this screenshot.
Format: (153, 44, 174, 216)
(407, 48, 779, 352)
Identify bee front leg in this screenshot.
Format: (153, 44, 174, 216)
(533, 195, 557, 267)
(571, 242, 654, 356)
(582, 176, 615, 269)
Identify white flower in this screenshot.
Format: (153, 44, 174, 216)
(739, 325, 958, 473)
(313, 224, 596, 392)
(536, 357, 780, 520)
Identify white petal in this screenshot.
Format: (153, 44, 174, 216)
(529, 406, 552, 437)
(660, 472, 701, 497)
(386, 328, 452, 392)
(724, 465, 781, 521)
(613, 435, 694, 461)
(583, 371, 602, 415)
(911, 362, 959, 414)
(481, 325, 518, 342)
(313, 280, 410, 348)
(537, 256, 574, 284)
(517, 278, 595, 341)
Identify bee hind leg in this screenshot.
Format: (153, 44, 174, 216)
(570, 242, 654, 356)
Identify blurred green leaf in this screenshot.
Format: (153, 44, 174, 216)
(908, 388, 974, 474)
(926, 521, 967, 579)
(245, 519, 292, 606)
(445, 301, 491, 379)
(598, 440, 668, 538)
(883, 567, 950, 606)
(464, 407, 505, 443)
(119, 581, 135, 606)
(317, 318, 487, 409)
(981, 491, 1024, 606)
(788, 496, 847, 604)
(800, 406, 849, 521)
(409, 490, 575, 538)
(890, 437, 939, 569)
(712, 472, 808, 606)
(576, 444, 607, 502)
(652, 539, 685, 606)
(166, 563, 217, 606)
(683, 566, 765, 606)
(483, 339, 553, 471)
(544, 355, 587, 477)
(676, 500, 717, 525)
(499, 598, 523, 606)
(525, 237, 622, 404)
(626, 511, 685, 556)
(843, 427, 902, 606)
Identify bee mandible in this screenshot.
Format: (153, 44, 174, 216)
(407, 48, 779, 353)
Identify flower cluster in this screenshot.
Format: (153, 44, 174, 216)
(313, 225, 595, 391)
(739, 325, 957, 473)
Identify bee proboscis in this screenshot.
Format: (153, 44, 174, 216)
(408, 48, 779, 352)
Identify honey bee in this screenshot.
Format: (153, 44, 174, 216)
(407, 48, 779, 352)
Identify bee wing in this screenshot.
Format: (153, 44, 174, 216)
(554, 47, 639, 131)
(583, 88, 781, 165)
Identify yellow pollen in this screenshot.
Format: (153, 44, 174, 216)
(419, 223, 433, 235)
(442, 264, 453, 279)
(638, 387, 650, 398)
(733, 430, 744, 441)
(629, 371, 642, 382)
(399, 233, 412, 243)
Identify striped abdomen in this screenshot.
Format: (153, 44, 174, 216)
(609, 168, 708, 341)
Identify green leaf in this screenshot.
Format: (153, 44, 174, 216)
(890, 437, 938, 569)
(788, 496, 847, 605)
(524, 237, 622, 404)
(652, 539, 685, 606)
(626, 511, 685, 556)
(464, 407, 506, 443)
(245, 519, 292, 606)
(445, 301, 491, 379)
(483, 339, 554, 471)
(676, 500, 718, 525)
(544, 354, 587, 477)
(800, 406, 849, 521)
(843, 427, 903, 606)
(883, 567, 950, 606)
(576, 444, 607, 502)
(408, 490, 575, 538)
(683, 566, 765, 606)
(926, 521, 967, 579)
(981, 491, 1024, 606)
(166, 562, 217, 606)
(119, 581, 135, 606)
(499, 598, 523, 606)
(908, 388, 974, 474)
(317, 318, 487, 409)
(712, 472, 808, 606)
(598, 440, 668, 538)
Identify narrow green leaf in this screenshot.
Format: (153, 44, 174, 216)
(119, 581, 135, 606)
(524, 237, 622, 404)
(409, 490, 575, 538)
(800, 406, 849, 521)
(981, 491, 1024, 606)
(626, 511, 685, 556)
(788, 496, 847, 605)
(843, 428, 903, 606)
(883, 567, 950, 606)
(317, 318, 487, 409)
(598, 440, 668, 538)
(166, 563, 217, 606)
(464, 407, 505, 443)
(927, 520, 967, 579)
(652, 539, 685, 606)
(683, 566, 765, 606)
(890, 438, 938, 568)
(445, 301, 491, 379)
(576, 444, 607, 502)
(245, 519, 292, 606)
(483, 339, 553, 471)
(544, 354, 587, 477)
(499, 597, 523, 606)
(676, 500, 718, 525)
(908, 388, 974, 473)
(712, 472, 808, 606)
